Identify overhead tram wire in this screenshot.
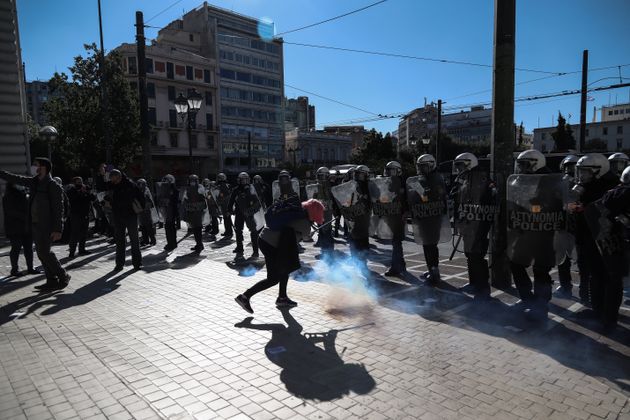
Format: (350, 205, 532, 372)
(283, 42, 565, 75)
(284, 83, 379, 116)
(145, 0, 186, 24)
(276, 0, 390, 36)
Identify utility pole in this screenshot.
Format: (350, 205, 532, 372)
(579, 50, 588, 152)
(97, 0, 111, 164)
(136, 11, 152, 184)
(247, 131, 252, 171)
(489, 0, 516, 289)
(436, 99, 442, 162)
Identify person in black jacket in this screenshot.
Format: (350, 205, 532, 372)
(66, 176, 94, 258)
(98, 169, 145, 271)
(235, 199, 324, 314)
(3, 183, 40, 276)
(0, 158, 70, 290)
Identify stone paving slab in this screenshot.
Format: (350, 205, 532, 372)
(0, 229, 629, 420)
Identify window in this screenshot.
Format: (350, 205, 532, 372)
(617, 139, 623, 150)
(155, 61, 165, 73)
(145, 58, 153, 74)
(207, 135, 215, 149)
(168, 86, 175, 101)
(150, 132, 158, 146)
(204, 69, 211, 84)
(169, 133, 178, 148)
(617, 126, 623, 134)
(175, 65, 186, 76)
(206, 114, 213, 130)
(608, 110, 613, 116)
(621, 109, 625, 115)
(205, 91, 212, 105)
(166, 62, 174, 79)
(190, 134, 198, 149)
(236, 72, 251, 82)
(195, 68, 203, 80)
(129, 81, 138, 91)
(603, 127, 608, 135)
(186, 66, 193, 80)
(626, 108, 630, 114)
(220, 68, 235, 79)
(127, 56, 137, 74)
(169, 109, 178, 128)
(614, 110, 619, 115)
(541, 133, 546, 140)
(148, 107, 156, 126)
(189, 34, 194, 42)
(146, 82, 155, 98)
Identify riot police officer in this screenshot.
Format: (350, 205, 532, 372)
(253, 175, 271, 208)
(158, 174, 180, 251)
(451, 153, 497, 299)
(411, 154, 449, 285)
(509, 150, 561, 321)
(228, 172, 261, 259)
(349, 165, 372, 259)
(202, 178, 219, 237)
(378, 161, 407, 277)
(570, 153, 620, 319)
(216, 173, 233, 238)
(555, 155, 579, 298)
(608, 152, 629, 178)
(311, 167, 335, 253)
(274, 170, 300, 204)
(182, 175, 207, 253)
(329, 169, 343, 238)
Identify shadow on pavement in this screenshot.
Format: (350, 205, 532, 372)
(235, 308, 376, 401)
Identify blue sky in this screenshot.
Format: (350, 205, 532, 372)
(18, 0, 630, 134)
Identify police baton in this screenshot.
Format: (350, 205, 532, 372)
(308, 216, 340, 238)
(450, 234, 462, 261)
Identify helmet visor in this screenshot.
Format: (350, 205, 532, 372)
(611, 160, 629, 175)
(576, 167, 597, 184)
(417, 163, 432, 175)
(453, 160, 469, 174)
(516, 159, 535, 174)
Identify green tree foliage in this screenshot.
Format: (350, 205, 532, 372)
(550, 112, 576, 151)
(351, 129, 396, 173)
(44, 43, 140, 175)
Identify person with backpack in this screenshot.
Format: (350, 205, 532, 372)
(235, 198, 324, 314)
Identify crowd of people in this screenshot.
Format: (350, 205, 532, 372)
(1, 151, 628, 332)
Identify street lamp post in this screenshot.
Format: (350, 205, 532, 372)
(287, 147, 301, 169)
(39, 125, 58, 161)
(421, 136, 431, 154)
(175, 89, 203, 174)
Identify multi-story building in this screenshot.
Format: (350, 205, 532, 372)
(25, 80, 51, 126)
(285, 129, 353, 167)
(533, 119, 630, 152)
(398, 104, 493, 147)
(115, 42, 219, 179)
(322, 125, 366, 151)
(285, 96, 315, 131)
(0, 0, 30, 234)
(601, 102, 630, 122)
(156, 2, 285, 173)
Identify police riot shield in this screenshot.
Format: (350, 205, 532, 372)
(368, 177, 402, 240)
(331, 180, 371, 231)
(506, 174, 566, 268)
(453, 171, 499, 253)
(272, 178, 300, 201)
(406, 175, 451, 245)
(584, 199, 627, 277)
(236, 185, 265, 231)
(182, 186, 209, 227)
(306, 183, 335, 211)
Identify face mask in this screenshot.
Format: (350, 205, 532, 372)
(576, 168, 595, 184)
(30, 165, 39, 176)
(515, 160, 534, 174)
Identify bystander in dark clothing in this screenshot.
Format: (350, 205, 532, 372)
(67, 177, 94, 257)
(2, 184, 38, 276)
(0, 158, 70, 289)
(137, 179, 157, 246)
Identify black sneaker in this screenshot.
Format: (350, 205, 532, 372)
(27, 268, 42, 275)
(113, 265, 124, 272)
(384, 268, 402, 277)
(233, 247, 244, 254)
(79, 250, 91, 256)
(554, 286, 572, 299)
(235, 294, 254, 314)
(276, 297, 298, 308)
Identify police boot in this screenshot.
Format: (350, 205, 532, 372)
(423, 267, 441, 286)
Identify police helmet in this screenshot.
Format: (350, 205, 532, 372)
(216, 173, 227, 182)
(515, 150, 546, 174)
(137, 178, 147, 189)
(576, 153, 610, 184)
(354, 165, 370, 182)
(453, 153, 478, 174)
(416, 154, 436, 175)
(163, 174, 175, 184)
(316, 167, 330, 182)
(608, 152, 629, 176)
(621, 166, 630, 185)
(53, 176, 63, 186)
(384, 161, 402, 177)
(559, 154, 579, 175)
(202, 178, 211, 188)
(237, 172, 250, 185)
(188, 174, 199, 186)
(253, 175, 263, 184)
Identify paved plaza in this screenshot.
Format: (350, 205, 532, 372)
(1, 228, 629, 420)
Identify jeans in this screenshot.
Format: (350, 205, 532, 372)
(114, 216, 142, 267)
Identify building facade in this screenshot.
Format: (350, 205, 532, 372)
(156, 2, 285, 173)
(322, 125, 365, 151)
(285, 96, 315, 131)
(25, 80, 51, 126)
(533, 119, 630, 152)
(601, 102, 630, 122)
(115, 43, 219, 179)
(397, 105, 438, 148)
(285, 129, 353, 167)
